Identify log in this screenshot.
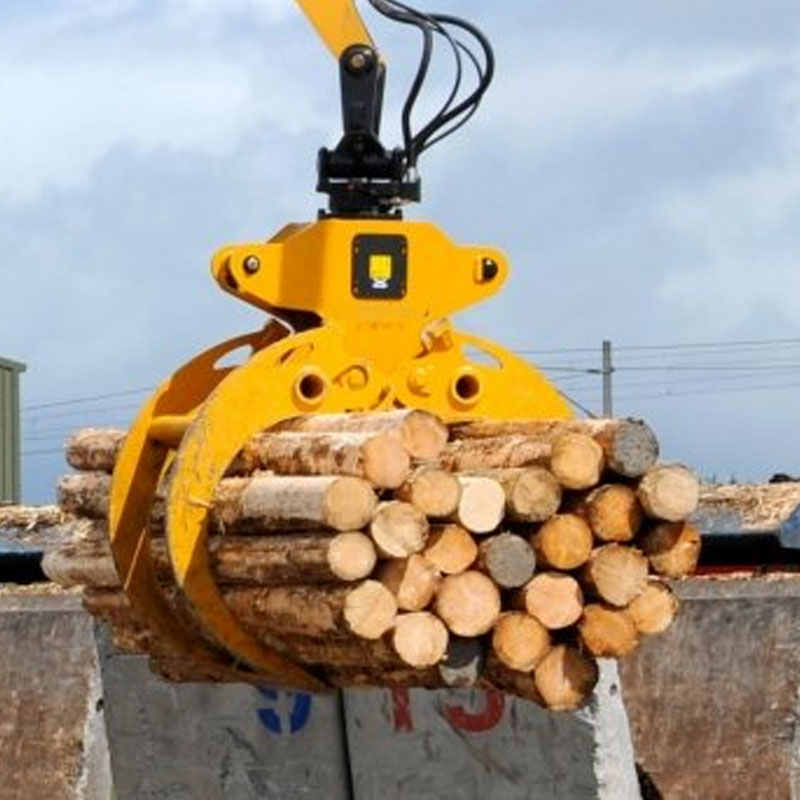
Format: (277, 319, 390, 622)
(578, 604, 639, 657)
(491, 467, 562, 522)
(582, 544, 649, 607)
(434, 571, 501, 636)
(477, 532, 536, 589)
(530, 514, 593, 570)
(550, 432, 605, 490)
(369, 501, 430, 558)
(693, 482, 800, 533)
(451, 417, 659, 478)
(579, 484, 643, 542)
(233, 431, 411, 489)
(269, 409, 448, 460)
(66, 428, 126, 473)
(343, 580, 398, 640)
(451, 476, 505, 534)
(639, 520, 701, 578)
(637, 464, 700, 522)
(491, 611, 550, 672)
(0, 504, 67, 529)
(439, 432, 604, 488)
(43, 531, 377, 589)
(58, 472, 111, 520)
(626, 580, 679, 635)
(422, 524, 478, 575)
(392, 612, 449, 667)
(482, 655, 544, 706)
(395, 467, 461, 518)
(376, 554, 440, 611)
(58, 472, 378, 533)
(516, 572, 584, 630)
(438, 435, 550, 471)
(217, 474, 377, 532)
(438, 637, 485, 687)
(534, 645, 599, 711)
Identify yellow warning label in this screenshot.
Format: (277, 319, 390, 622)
(368, 254, 393, 285)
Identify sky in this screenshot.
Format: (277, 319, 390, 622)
(2, 0, 800, 502)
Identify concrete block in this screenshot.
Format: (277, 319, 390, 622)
(343, 667, 640, 800)
(96, 626, 351, 800)
(621, 575, 800, 800)
(0, 593, 112, 800)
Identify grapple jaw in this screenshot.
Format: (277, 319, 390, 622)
(109, 218, 570, 687)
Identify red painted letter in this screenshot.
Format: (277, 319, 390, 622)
(441, 690, 505, 733)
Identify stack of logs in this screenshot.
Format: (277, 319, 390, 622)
(43, 410, 701, 711)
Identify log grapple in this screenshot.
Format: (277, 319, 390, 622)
(109, 0, 571, 689)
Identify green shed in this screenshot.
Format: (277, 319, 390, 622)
(0, 356, 26, 503)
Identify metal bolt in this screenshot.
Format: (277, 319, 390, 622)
(349, 52, 367, 71)
(243, 255, 261, 274)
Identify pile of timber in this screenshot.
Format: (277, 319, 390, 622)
(39, 410, 702, 711)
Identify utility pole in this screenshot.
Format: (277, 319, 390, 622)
(602, 340, 613, 417)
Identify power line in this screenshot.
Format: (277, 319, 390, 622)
(23, 387, 154, 412)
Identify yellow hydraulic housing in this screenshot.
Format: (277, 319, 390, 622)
(108, 0, 571, 689)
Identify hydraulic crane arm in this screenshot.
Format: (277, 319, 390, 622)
(294, 0, 374, 58)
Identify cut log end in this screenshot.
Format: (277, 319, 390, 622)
(638, 464, 700, 522)
(550, 433, 604, 490)
(532, 514, 593, 570)
(627, 581, 679, 634)
(478, 532, 536, 589)
(606, 419, 659, 478)
(422, 524, 478, 575)
(343, 580, 398, 640)
(583, 544, 649, 607)
(519, 572, 584, 630)
(377, 554, 440, 612)
(369, 501, 430, 558)
(534, 645, 599, 711)
(585, 484, 643, 543)
(492, 612, 550, 672)
(454, 476, 505, 534)
(578, 604, 639, 658)
(397, 467, 461, 518)
(392, 612, 449, 667)
(434, 571, 501, 637)
(503, 467, 562, 522)
(327, 532, 378, 582)
(640, 521, 701, 578)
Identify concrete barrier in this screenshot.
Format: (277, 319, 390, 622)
(343, 661, 640, 800)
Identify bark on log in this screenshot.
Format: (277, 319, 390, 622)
(531, 514, 593, 570)
(578, 484, 643, 543)
(58, 472, 378, 533)
(369, 501, 430, 558)
(434, 571, 501, 636)
(395, 467, 461, 518)
(376, 554, 440, 611)
(516, 572, 584, 630)
(438, 435, 551, 472)
(451, 417, 659, 478)
(582, 544, 649, 607)
(269, 409, 448, 460)
(534, 645, 599, 711)
(233, 431, 411, 489)
(422, 524, 478, 575)
(693, 482, 800, 533)
(217, 475, 377, 532)
(392, 612, 449, 667)
(43, 531, 378, 589)
(477, 532, 536, 589)
(491, 611, 550, 672)
(626, 580, 679, 635)
(0, 504, 67, 529)
(451, 476, 505, 534)
(438, 637, 486, 687)
(639, 520, 701, 578)
(637, 464, 700, 522)
(66, 428, 126, 473)
(482, 655, 545, 706)
(578, 604, 639, 657)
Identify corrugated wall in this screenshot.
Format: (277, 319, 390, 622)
(0, 357, 25, 503)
